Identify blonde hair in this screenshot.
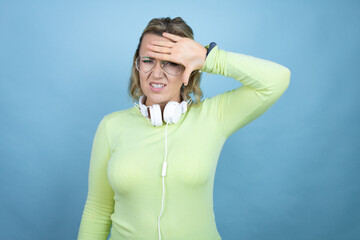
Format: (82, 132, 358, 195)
(128, 17, 204, 106)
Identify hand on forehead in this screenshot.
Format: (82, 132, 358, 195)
(140, 33, 174, 56)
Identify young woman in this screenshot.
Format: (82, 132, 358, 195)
(77, 16, 291, 240)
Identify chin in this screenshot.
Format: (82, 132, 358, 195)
(144, 93, 167, 105)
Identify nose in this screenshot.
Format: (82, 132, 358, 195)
(152, 60, 164, 78)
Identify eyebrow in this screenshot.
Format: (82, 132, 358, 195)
(140, 56, 173, 64)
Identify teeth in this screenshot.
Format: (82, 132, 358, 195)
(151, 84, 165, 88)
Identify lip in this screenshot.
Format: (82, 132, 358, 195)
(149, 83, 166, 93)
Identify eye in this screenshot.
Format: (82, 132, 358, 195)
(163, 61, 179, 66)
(142, 59, 153, 63)
(141, 57, 154, 63)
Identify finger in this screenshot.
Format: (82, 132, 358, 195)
(182, 69, 191, 86)
(146, 44, 171, 54)
(146, 51, 172, 61)
(162, 32, 182, 42)
(151, 41, 175, 48)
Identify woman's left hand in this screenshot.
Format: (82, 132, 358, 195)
(145, 32, 207, 86)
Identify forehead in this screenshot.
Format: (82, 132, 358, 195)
(140, 33, 173, 55)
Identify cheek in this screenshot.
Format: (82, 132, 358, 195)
(175, 79, 184, 89)
(139, 75, 148, 89)
(168, 77, 183, 87)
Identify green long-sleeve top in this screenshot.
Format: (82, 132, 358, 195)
(77, 45, 291, 240)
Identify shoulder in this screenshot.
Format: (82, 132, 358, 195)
(101, 106, 137, 124)
(195, 94, 223, 112)
(187, 95, 222, 117)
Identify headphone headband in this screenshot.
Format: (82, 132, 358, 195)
(134, 92, 192, 127)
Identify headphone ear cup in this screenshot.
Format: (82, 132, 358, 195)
(149, 104, 163, 127)
(164, 101, 182, 124)
(139, 96, 149, 117)
(180, 100, 187, 114)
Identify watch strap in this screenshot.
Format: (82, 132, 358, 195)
(206, 42, 217, 57)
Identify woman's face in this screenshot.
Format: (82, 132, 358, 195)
(138, 33, 184, 109)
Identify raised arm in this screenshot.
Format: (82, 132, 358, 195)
(144, 32, 290, 138)
(77, 117, 114, 240)
(201, 45, 291, 138)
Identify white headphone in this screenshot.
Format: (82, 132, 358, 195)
(135, 92, 192, 127)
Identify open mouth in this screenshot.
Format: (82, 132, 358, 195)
(149, 83, 166, 92)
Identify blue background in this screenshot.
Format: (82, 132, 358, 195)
(0, 0, 359, 239)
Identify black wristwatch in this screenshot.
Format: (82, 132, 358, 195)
(206, 42, 217, 57)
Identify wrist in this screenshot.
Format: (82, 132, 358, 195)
(199, 42, 217, 73)
(206, 42, 217, 57)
